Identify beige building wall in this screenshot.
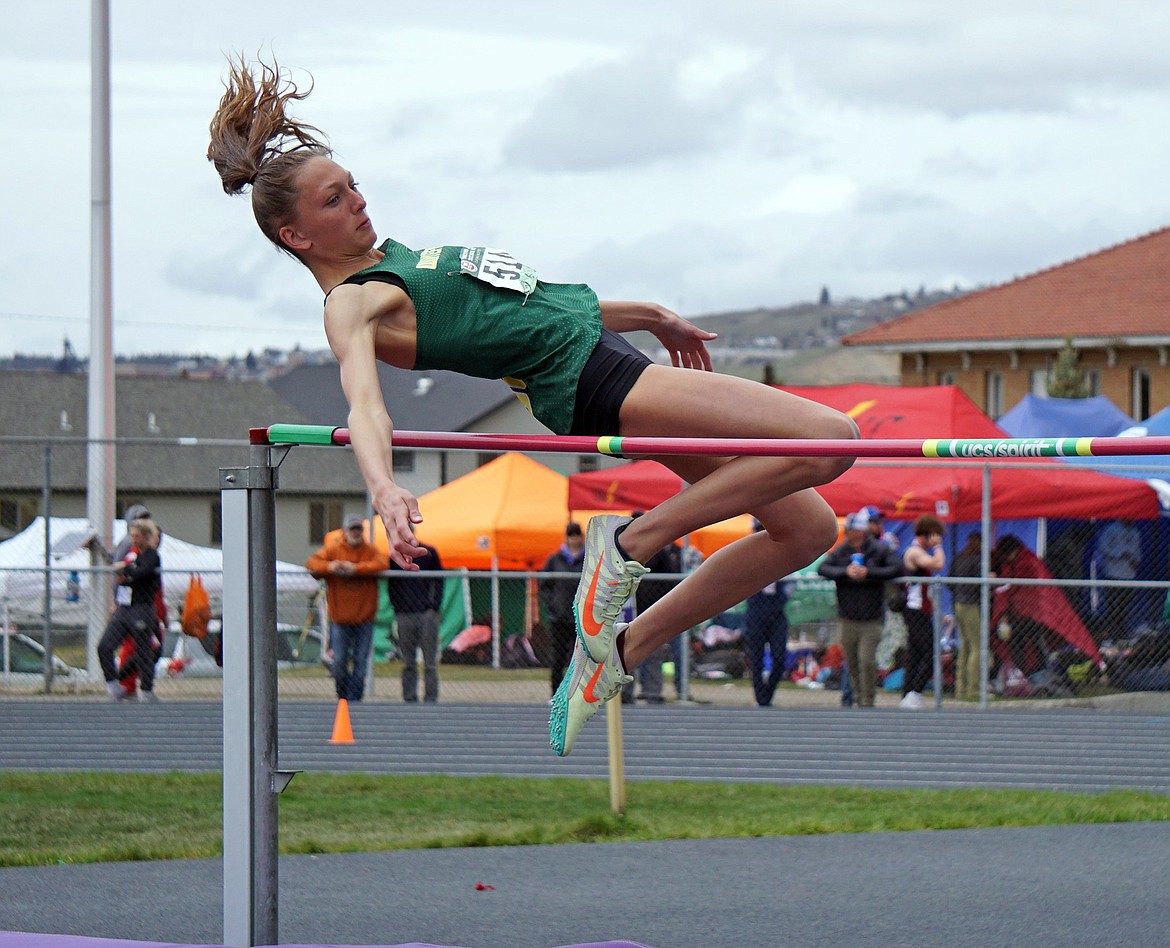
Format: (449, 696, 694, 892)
(899, 346, 1170, 421)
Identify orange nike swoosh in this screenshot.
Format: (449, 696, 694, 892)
(582, 662, 606, 703)
(580, 562, 604, 637)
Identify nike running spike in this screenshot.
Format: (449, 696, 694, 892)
(549, 625, 631, 757)
(574, 515, 648, 663)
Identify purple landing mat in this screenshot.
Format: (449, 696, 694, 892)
(2, 937, 652, 948)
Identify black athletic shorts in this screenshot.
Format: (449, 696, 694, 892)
(569, 328, 653, 437)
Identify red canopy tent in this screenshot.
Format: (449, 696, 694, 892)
(781, 384, 1159, 521)
(566, 461, 755, 556)
(568, 460, 683, 511)
(569, 385, 1159, 522)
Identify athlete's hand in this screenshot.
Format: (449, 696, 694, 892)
(652, 309, 717, 371)
(375, 485, 427, 569)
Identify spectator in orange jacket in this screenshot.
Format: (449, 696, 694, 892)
(306, 515, 387, 701)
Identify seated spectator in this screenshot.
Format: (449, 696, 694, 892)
(991, 535, 1102, 681)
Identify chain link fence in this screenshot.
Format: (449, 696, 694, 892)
(3, 441, 1169, 709)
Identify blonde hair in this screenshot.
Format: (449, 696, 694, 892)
(129, 518, 158, 542)
(207, 55, 331, 258)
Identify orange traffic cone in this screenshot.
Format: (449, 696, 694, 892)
(329, 698, 354, 744)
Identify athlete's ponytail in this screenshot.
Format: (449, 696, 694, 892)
(207, 55, 331, 258)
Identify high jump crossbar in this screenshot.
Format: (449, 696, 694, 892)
(257, 424, 1170, 459)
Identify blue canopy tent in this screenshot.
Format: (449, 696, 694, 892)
(998, 393, 1135, 439)
(1060, 403, 1170, 499)
(1048, 403, 1170, 636)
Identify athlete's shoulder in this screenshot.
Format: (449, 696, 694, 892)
(325, 278, 410, 326)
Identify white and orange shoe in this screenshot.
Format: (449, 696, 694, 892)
(549, 624, 631, 757)
(573, 515, 647, 663)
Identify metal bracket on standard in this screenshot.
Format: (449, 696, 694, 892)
(220, 466, 276, 490)
(271, 770, 301, 794)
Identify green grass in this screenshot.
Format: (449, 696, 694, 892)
(1, 771, 1168, 867)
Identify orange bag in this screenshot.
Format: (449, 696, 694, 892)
(181, 574, 211, 639)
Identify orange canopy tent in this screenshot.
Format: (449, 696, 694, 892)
(364, 452, 569, 570)
(360, 451, 751, 569)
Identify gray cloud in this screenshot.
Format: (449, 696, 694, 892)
(501, 49, 763, 172)
(163, 244, 272, 301)
(4, 0, 1170, 360)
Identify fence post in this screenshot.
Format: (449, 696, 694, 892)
(220, 441, 280, 947)
(41, 445, 54, 692)
(490, 559, 501, 669)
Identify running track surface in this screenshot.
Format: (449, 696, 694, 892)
(1, 700, 1168, 793)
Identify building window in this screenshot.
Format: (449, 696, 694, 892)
(937, 371, 956, 387)
(1132, 367, 1151, 420)
(1, 498, 22, 533)
(1030, 368, 1049, 397)
(210, 501, 222, 546)
(392, 450, 415, 473)
(0, 496, 36, 537)
(0, 493, 17, 531)
(1085, 369, 1100, 397)
(309, 501, 343, 544)
(986, 371, 1004, 419)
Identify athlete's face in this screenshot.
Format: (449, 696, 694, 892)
(283, 156, 377, 257)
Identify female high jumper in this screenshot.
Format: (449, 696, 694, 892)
(208, 57, 858, 755)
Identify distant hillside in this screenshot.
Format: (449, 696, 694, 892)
(1, 287, 963, 387)
(626, 287, 964, 386)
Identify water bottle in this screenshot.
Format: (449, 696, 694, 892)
(65, 571, 80, 602)
(850, 553, 864, 567)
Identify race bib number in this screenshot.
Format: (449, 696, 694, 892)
(459, 247, 537, 296)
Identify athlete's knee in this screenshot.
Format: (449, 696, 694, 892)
(812, 410, 859, 483)
(757, 503, 839, 562)
(807, 503, 843, 556)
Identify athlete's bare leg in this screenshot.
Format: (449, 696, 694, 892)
(614, 366, 855, 559)
(622, 485, 835, 667)
(608, 365, 858, 667)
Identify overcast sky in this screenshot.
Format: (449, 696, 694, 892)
(3, 1, 1169, 359)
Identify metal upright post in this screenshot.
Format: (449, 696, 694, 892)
(979, 465, 992, 710)
(220, 440, 282, 947)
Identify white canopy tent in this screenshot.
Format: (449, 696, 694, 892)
(0, 517, 318, 630)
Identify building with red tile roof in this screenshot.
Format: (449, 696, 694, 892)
(842, 227, 1170, 420)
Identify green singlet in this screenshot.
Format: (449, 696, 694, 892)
(342, 238, 602, 435)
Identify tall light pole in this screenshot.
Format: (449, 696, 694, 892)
(87, 0, 116, 678)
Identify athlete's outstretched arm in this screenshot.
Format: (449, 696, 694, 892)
(598, 300, 717, 371)
(324, 287, 427, 569)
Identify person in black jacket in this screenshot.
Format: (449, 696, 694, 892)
(818, 512, 902, 707)
(627, 536, 684, 703)
(97, 518, 163, 702)
(387, 537, 444, 703)
(539, 523, 586, 695)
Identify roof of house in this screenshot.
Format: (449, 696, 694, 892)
(844, 226, 1170, 349)
(0, 371, 364, 493)
(266, 363, 516, 430)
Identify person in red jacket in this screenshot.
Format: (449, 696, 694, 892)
(306, 515, 387, 702)
(991, 534, 1102, 678)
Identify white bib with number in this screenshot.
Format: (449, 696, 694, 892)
(458, 247, 538, 297)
